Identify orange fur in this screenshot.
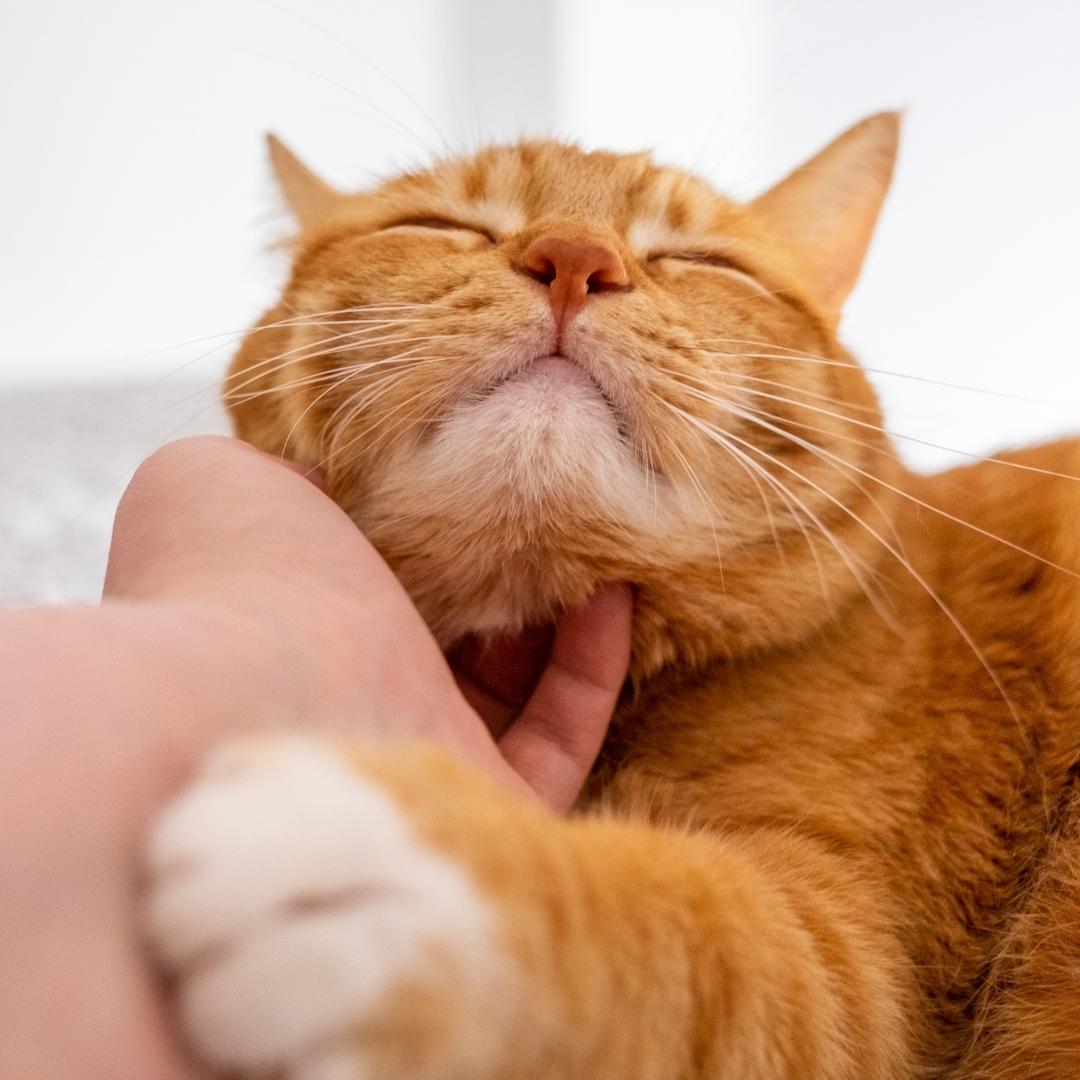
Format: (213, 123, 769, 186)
(220, 115, 1080, 1076)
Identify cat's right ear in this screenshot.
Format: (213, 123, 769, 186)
(266, 134, 342, 229)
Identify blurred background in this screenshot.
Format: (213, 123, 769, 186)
(3, 0, 1079, 603)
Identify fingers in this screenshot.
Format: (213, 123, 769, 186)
(498, 585, 633, 813)
(104, 437, 388, 607)
(451, 626, 554, 738)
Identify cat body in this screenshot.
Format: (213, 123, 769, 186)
(145, 118, 1080, 1078)
(596, 441, 1080, 1074)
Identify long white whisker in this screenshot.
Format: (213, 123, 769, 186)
(280, 351, 448, 456)
(295, 352, 450, 439)
(698, 337, 1080, 412)
(320, 383, 440, 474)
(726, 396, 1080, 584)
(662, 401, 886, 620)
(272, 4, 454, 156)
(146, 330, 436, 434)
(665, 439, 727, 586)
(710, 403, 1027, 729)
(688, 367, 1080, 485)
(106, 303, 442, 373)
(716, 367, 883, 417)
(661, 373, 907, 554)
(253, 53, 438, 158)
(225, 353, 428, 404)
(222, 326, 440, 401)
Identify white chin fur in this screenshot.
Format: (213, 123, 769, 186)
(379, 367, 662, 532)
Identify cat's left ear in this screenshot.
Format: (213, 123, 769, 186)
(749, 112, 900, 323)
(266, 134, 343, 229)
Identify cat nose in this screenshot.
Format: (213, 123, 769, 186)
(516, 234, 630, 332)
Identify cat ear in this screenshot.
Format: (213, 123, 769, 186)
(266, 134, 342, 229)
(749, 112, 900, 322)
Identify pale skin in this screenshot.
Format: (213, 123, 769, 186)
(0, 435, 632, 1080)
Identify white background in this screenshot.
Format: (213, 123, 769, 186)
(3, 0, 1079, 469)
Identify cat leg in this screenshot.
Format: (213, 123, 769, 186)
(145, 735, 912, 1080)
(954, 788, 1080, 1079)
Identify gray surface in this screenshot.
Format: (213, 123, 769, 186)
(0, 380, 230, 606)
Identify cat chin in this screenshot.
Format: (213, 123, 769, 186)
(353, 461, 660, 648)
(368, 378, 667, 537)
(354, 480, 649, 645)
(349, 379, 744, 654)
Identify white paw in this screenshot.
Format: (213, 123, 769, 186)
(145, 737, 514, 1080)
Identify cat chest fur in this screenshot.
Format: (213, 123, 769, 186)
(589, 450, 1080, 1063)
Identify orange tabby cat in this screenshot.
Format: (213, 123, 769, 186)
(146, 115, 1080, 1078)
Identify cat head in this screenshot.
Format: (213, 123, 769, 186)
(227, 114, 902, 678)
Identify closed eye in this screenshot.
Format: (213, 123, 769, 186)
(647, 250, 777, 300)
(647, 250, 743, 271)
(378, 216, 497, 244)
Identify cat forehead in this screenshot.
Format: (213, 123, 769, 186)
(378, 141, 729, 238)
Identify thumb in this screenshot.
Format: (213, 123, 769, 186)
(498, 585, 633, 812)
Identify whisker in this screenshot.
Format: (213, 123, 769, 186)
(225, 356, 420, 404)
(720, 398, 911, 556)
(718, 406, 1027, 728)
(145, 333, 432, 437)
(279, 351, 446, 455)
(658, 371, 905, 554)
(681, 404, 1024, 725)
(271, 3, 454, 157)
(323, 397, 418, 473)
(662, 401, 886, 620)
(221, 327, 443, 401)
(669, 365, 1080, 487)
(320, 356, 452, 439)
(722, 395, 1080, 584)
(319, 366, 459, 472)
(253, 53, 439, 158)
(698, 337, 1080, 412)
(665, 439, 727, 586)
(132, 318, 438, 424)
(103, 302, 440, 372)
(716, 367, 883, 417)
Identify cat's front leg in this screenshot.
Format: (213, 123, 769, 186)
(145, 736, 530, 1080)
(146, 736, 912, 1080)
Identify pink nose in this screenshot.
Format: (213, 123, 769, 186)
(516, 234, 630, 333)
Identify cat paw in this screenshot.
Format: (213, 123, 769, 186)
(145, 737, 517, 1080)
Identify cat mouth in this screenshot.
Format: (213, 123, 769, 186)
(495, 353, 622, 414)
(512, 354, 601, 389)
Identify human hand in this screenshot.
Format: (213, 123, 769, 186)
(104, 435, 633, 810)
(0, 436, 631, 1080)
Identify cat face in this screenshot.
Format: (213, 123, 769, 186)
(227, 115, 902, 674)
